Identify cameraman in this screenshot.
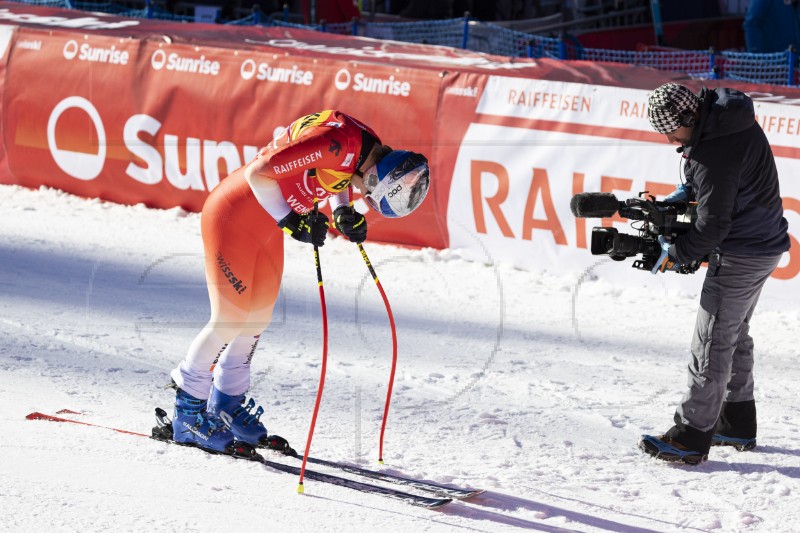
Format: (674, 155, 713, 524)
(640, 83, 790, 464)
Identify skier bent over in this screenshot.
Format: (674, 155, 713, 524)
(168, 110, 431, 452)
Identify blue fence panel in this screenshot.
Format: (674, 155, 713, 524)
(13, 0, 70, 6)
(581, 48, 714, 76)
(719, 51, 793, 86)
(464, 21, 538, 57)
(70, 1, 193, 21)
(362, 19, 466, 49)
(527, 35, 563, 59)
(225, 13, 259, 26)
(72, 2, 131, 14)
(268, 18, 323, 32)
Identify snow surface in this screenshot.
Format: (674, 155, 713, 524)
(2, 184, 799, 533)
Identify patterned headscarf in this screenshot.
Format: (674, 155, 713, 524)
(647, 83, 699, 134)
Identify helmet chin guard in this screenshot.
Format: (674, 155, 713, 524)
(362, 150, 430, 218)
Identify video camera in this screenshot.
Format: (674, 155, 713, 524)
(569, 192, 704, 274)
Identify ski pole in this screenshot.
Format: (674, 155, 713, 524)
(359, 242, 397, 465)
(298, 200, 329, 494)
(349, 188, 398, 464)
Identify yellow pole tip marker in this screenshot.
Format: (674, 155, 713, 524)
(297, 482, 305, 494)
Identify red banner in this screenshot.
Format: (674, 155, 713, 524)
(0, 6, 444, 246)
(0, 23, 12, 180)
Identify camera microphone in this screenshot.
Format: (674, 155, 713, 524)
(569, 192, 621, 218)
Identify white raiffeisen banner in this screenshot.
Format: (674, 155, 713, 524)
(447, 77, 800, 303)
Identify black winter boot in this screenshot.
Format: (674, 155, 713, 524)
(666, 413, 715, 454)
(712, 400, 757, 451)
(638, 413, 714, 465)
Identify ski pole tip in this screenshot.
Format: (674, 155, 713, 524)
(297, 482, 305, 494)
(378, 458, 384, 465)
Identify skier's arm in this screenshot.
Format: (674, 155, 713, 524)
(249, 126, 346, 182)
(244, 167, 291, 222)
(245, 126, 345, 221)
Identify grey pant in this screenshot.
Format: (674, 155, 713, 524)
(676, 253, 783, 432)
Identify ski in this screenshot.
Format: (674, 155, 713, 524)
(26, 411, 151, 437)
(246, 458, 451, 508)
(261, 435, 481, 500)
(302, 456, 483, 500)
(25, 410, 452, 509)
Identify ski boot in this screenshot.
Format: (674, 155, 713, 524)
(639, 434, 708, 465)
(170, 387, 235, 453)
(207, 386, 268, 447)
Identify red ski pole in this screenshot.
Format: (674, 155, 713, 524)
(359, 243, 397, 465)
(298, 201, 329, 494)
(349, 188, 398, 464)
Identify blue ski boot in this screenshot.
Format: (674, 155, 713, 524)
(172, 387, 235, 453)
(207, 386, 268, 447)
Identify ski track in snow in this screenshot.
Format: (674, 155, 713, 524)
(1, 185, 799, 532)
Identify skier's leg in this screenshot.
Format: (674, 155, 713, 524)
(171, 179, 281, 394)
(169, 258, 257, 400)
(212, 334, 262, 396)
(209, 242, 284, 445)
(170, 171, 280, 448)
(169, 236, 256, 449)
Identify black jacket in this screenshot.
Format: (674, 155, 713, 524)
(673, 87, 790, 262)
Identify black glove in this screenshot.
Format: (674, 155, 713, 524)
(332, 205, 367, 243)
(277, 211, 329, 247)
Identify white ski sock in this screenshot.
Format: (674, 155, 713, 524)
(213, 335, 260, 397)
(171, 328, 229, 400)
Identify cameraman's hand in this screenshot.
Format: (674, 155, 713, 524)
(663, 183, 691, 203)
(332, 205, 367, 243)
(278, 211, 330, 247)
(651, 236, 681, 274)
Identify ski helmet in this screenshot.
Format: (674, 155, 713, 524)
(362, 150, 430, 218)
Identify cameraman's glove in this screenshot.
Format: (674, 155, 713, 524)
(664, 183, 691, 203)
(332, 205, 367, 243)
(277, 211, 329, 247)
(651, 235, 681, 274)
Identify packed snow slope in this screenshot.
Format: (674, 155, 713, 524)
(2, 185, 799, 533)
